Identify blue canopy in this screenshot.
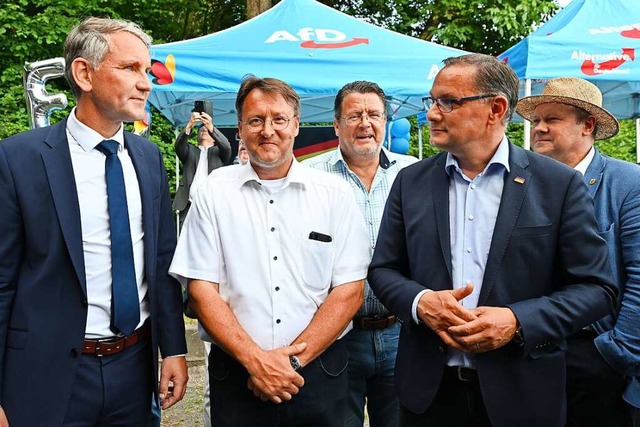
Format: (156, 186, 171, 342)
(499, 0, 640, 121)
(147, 0, 468, 127)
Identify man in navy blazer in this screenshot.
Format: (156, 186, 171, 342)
(0, 17, 187, 426)
(518, 77, 640, 427)
(368, 54, 617, 427)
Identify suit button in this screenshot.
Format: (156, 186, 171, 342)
(438, 345, 445, 353)
(70, 348, 79, 358)
(82, 299, 88, 307)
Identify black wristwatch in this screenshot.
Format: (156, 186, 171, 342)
(513, 326, 525, 347)
(289, 355, 302, 372)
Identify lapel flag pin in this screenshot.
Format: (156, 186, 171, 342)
(514, 176, 525, 184)
(589, 178, 596, 185)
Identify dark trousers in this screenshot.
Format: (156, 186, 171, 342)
(208, 340, 348, 427)
(62, 339, 153, 426)
(566, 330, 637, 427)
(400, 367, 491, 427)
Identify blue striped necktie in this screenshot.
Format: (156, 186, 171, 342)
(96, 139, 140, 336)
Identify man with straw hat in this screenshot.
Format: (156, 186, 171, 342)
(517, 77, 640, 427)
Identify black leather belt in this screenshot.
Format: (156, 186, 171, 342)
(82, 322, 150, 357)
(445, 366, 478, 382)
(352, 314, 397, 330)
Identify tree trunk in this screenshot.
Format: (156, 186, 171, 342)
(246, 0, 272, 19)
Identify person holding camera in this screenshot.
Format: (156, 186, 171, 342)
(173, 108, 232, 228)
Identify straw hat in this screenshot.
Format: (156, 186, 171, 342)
(516, 77, 619, 140)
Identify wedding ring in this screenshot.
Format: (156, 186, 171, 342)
(475, 342, 480, 350)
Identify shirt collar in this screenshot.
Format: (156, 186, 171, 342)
(445, 135, 510, 176)
(66, 107, 125, 152)
(239, 157, 308, 188)
(574, 146, 595, 176)
(330, 145, 395, 170)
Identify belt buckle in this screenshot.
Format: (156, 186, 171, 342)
(94, 336, 125, 357)
(456, 366, 473, 382)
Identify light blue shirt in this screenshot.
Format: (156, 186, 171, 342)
(304, 147, 417, 316)
(447, 137, 509, 367)
(411, 137, 510, 368)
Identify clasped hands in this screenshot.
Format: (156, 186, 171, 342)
(417, 283, 519, 353)
(245, 342, 307, 404)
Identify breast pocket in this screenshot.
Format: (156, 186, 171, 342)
(511, 223, 552, 238)
(302, 239, 334, 290)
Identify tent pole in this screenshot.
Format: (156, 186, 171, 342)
(524, 79, 532, 150)
(418, 124, 423, 160)
(636, 118, 639, 164)
(174, 126, 181, 237)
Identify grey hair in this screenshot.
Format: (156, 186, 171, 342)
(443, 54, 519, 124)
(64, 17, 152, 97)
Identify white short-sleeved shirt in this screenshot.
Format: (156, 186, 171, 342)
(169, 159, 370, 350)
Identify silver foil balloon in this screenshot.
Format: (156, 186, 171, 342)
(23, 58, 68, 129)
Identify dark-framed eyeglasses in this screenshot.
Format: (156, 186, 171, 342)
(422, 94, 496, 113)
(339, 111, 386, 126)
(242, 115, 297, 132)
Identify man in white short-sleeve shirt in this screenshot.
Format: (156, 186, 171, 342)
(169, 76, 370, 427)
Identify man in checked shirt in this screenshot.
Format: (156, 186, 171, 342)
(304, 81, 417, 427)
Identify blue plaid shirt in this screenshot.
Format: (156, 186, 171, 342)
(304, 147, 418, 316)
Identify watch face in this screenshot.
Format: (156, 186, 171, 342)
(289, 355, 302, 371)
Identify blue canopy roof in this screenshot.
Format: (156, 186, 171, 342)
(147, 0, 468, 127)
(499, 0, 640, 120)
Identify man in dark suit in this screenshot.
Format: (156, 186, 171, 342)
(0, 17, 187, 426)
(518, 77, 640, 427)
(173, 111, 232, 228)
(368, 54, 617, 427)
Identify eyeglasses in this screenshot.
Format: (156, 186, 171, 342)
(422, 94, 496, 113)
(242, 116, 296, 132)
(339, 111, 386, 126)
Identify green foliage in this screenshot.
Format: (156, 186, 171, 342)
(330, 0, 558, 55)
(596, 119, 637, 163)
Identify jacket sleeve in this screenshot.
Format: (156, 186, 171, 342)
(211, 128, 232, 165)
(0, 146, 20, 404)
(174, 130, 191, 162)
(594, 173, 640, 377)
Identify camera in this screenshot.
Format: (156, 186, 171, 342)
(193, 100, 213, 117)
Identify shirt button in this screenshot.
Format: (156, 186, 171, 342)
(273, 256, 278, 261)
(270, 227, 275, 232)
(275, 286, 280, 291)
(466, 248, 472, 253)
(470, 184, 476, 190)
(467, 215, 474, 221)
(276, 319, 281, 324)
(269, 200, 274, 204)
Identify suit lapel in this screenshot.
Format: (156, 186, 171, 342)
(125, 134, 155, 283)
(479, 144, 530, 305)
(41, 119, 87, 294)
(583, 149, 605, 198)
(432, 154, 453, 282)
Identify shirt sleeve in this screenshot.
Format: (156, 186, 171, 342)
(329, 183, 370, 288)
(169, 187, 221, 286)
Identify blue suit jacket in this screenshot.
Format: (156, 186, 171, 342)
(0, 119, 187, 426)
(585, 149, 640, 408)
(369, 142, 616, 427)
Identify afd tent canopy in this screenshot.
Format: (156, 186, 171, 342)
(499, 0, 640, 157)
(147, 0, 468, 127)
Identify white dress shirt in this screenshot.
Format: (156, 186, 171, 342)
(189, 146, 210, 201)
(169, 160, 370, 350)
(66, 108, 149, 339)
